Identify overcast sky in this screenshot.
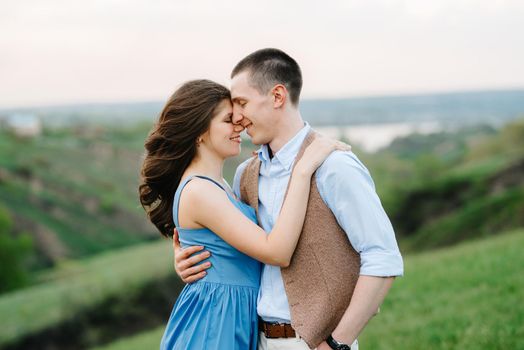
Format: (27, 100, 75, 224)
(1, 0, 523, 108)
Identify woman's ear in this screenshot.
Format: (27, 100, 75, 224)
(198, 130, 210, 147)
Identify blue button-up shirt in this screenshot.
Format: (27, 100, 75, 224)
(233, 123, 404, 323)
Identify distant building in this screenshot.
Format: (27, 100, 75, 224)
(4, 114, 42, 137)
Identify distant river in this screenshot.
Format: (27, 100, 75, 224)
(316, 121, 442, 152)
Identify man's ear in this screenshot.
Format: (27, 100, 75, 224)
(271, 84, 287, 108)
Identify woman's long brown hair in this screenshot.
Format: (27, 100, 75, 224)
(139, 80, 230, 237)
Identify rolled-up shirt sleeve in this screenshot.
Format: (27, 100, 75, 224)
(316, 151, 404, 277)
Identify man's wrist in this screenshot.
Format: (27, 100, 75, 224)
(326, 334, 351, 350)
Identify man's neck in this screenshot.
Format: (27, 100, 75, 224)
(267, 110, 304, 155)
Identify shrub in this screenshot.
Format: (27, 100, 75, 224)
(0, 205, 33, 293)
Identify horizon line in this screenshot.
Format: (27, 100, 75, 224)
(2, 86, 524, 112)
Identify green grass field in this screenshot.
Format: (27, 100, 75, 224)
(92, 229, 524, 350)
(359, 229, 524, 349)
(0, 238, 175, 345)
(2, 121, 523, 349)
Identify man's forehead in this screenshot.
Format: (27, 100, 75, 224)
(230, 81, 250, 101)
(231, 73, 261, 99)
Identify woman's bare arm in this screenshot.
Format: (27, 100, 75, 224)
(181, 136, 347, 266)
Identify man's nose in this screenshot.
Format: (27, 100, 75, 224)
(233, 123, 244, 133)
(232, 106, 243, 125)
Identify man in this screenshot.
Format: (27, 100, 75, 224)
(173, 48, 403, 349)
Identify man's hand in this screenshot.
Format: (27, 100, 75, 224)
(316, 341, 331, 350)
(173, 228, 212, 283)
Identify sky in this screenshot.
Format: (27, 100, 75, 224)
(1, 0, 523, 108)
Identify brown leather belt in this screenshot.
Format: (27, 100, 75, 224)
(258, 319, 296, 338)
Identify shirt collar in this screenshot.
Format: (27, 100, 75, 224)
(256, 122, 311, 171)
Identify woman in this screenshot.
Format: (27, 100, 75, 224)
(139, 80, 346, 350)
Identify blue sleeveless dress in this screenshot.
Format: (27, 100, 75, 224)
(160, 175, 262, 350)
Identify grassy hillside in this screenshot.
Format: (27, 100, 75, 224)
(0, 124, 254, 277)
(0, 238, 177, 346)
(394, 157, 524, 252)
(1, 118, 521, 278)
(363, 119, 524, 252)
(0, 126, 154, 273)
(359, 229, 524, 349)
(2, 117, 523, 348)
(92, 229, 524, 350)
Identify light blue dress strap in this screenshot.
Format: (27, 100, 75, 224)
(173, 175, 230, 228)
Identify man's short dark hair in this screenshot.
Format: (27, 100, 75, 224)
(231, 48, 303, 106)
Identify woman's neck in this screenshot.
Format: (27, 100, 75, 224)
(184, 155, 225, 182)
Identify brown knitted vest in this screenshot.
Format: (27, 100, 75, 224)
(240, 130, 361, 348)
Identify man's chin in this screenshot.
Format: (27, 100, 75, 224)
(245, 134, 259, 145)
(246, 133, 267, 146)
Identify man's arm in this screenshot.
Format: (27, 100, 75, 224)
(317, 276, 394, 349)
(315, 151, 404, 348)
